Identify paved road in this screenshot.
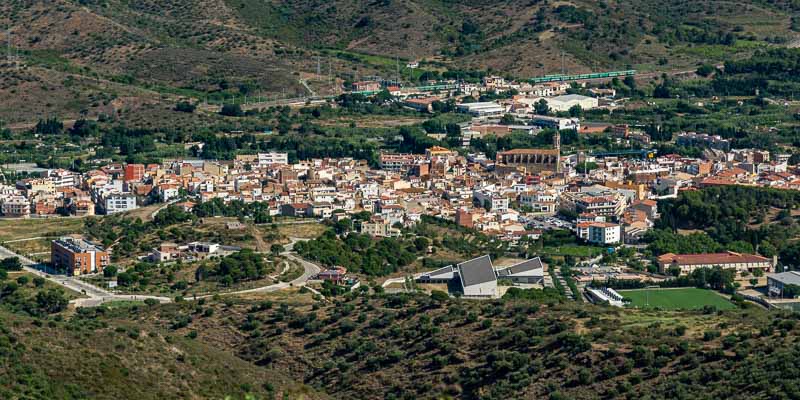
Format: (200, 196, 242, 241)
(1, 237, 322, 305)
(0, 244, 171, 306)
(195, 238, 321, 298)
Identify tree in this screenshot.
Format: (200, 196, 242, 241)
(68, 119, 99, 137)
(103, 265, 119, 278)
(35, 289, 68, 313)
(696, 64, 716, 77)
(220, 104, 243, 117)
(0, 257, 22, 271)
(117, 271, 137, 287)
(34, 117, 63, 135)
(568, 104, 583, 118)
(500, 114, 515, 125)
(270, 244, 285, 257)
(413, 237, 430, 251)
(175, 101, 196, 113)
(333, 218, 353, 235)
(534, 99, 550, 115)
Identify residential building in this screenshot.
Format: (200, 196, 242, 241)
(51, 237, 109, 276)
(676, 132, 731, 151)
(1, 196, 31, 217)
(258, 152, 289, 166)
(124, 164, 145, 182)
(577, 222, 621, 244)
(102, 193, 138, 215)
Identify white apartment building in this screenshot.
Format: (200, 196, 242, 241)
(1, 196, 31, 217)
(589, 223, 621, 245)
(473, 188, 509, 212)
(103, 193, 138, 215)
(258, 152, 289, 166)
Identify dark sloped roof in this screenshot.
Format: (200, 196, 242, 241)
(423, 265, 456, 280)
(497, 258, 543, 277)
(458, 255, 496, 287)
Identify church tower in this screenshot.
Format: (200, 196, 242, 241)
(553, 130, 561, 150)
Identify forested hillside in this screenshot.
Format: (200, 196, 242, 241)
(4, 289, 800, 399)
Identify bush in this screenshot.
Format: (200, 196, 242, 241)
(175, 101, 196, 113)
(430, 290, 449, 302)
(35, 289, 68, 314)
(220, 104, 243, 117)
(0, 257, 22, 271)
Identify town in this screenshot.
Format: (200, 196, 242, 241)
(1, 70, 799, 311)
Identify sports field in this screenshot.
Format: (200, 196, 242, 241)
(620, 288, 735, 310)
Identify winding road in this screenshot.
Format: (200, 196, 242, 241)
(0, 238, 322, 306)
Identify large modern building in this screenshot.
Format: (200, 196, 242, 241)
(417, 255, 545, 298)
(456, 102, 505, 117)
(657, 251, 775, 275)
(530, 115, 580, 131)
(540, 94, 598, 112)
(496, 258, 545, 284)
(51, 237, 109, 276)
(457, 255, 498, 298)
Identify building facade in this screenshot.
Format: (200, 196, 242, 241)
(51, 237, 109, 276)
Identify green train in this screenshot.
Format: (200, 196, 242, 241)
(529, 70, 636, 83)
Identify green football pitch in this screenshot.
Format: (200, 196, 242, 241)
(619, 288, 736, 310)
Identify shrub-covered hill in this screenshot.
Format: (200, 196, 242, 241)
(0, 304, 325, 400)
(1, 0, 798, 122)
(12, 290, 797, 400)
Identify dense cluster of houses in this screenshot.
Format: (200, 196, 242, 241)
(2, 135, 796, 251)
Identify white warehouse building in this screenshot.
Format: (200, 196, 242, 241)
(538, 94, 598, 112)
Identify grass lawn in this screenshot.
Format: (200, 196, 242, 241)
(620, 288, 735, 311)
(540, 245, 603, 258)
(0, 218, 84, 242)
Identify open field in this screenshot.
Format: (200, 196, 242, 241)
(275, 221, 327, 239)
(540, 245, 604, 258)
(620, 288, 735, 310)
(0, 218, 84, 242)
(5, 238, 53, 263)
